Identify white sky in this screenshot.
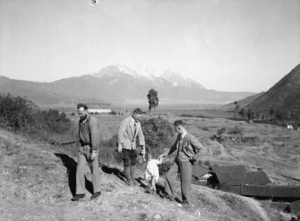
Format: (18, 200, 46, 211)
(0, 0, 299, 92)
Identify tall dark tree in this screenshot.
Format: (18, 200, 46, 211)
(270, 108, 274, 119)
(147, 89, 159, 114)
(247, 109, 254, 121)
(238, 108, 246, 119)
(233, 101, 239, 119)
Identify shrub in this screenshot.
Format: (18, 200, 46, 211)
(227, 126, 244, 135)
(0, 94, 36, 131)
(217, 127, 226, 136)
(109, 110, 117, 115)
(35, 109, 71, 134)
(202, 126, 209, 131)
(140, 117, 175, 157)
(241, 136, 260, 144)
(0, 94, 71, 140)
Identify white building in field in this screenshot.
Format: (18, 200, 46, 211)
(88, 109, 112, 114)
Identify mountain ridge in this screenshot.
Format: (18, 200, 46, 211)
(247, 64, 300, 114)
(0, 65, 255, 106)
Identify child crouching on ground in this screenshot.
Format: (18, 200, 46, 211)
(144, 153, 164, 193)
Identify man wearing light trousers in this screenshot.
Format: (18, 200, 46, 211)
(72, 103, 101, 201)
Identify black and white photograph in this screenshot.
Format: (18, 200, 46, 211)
(0, 0, 300, 220)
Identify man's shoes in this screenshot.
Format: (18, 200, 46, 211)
(131, 178, 140, 186)
(166, 195, 175, 201)
(125, 178, 134, 186)
(181, 203, 196, 211)
(71, 194, 85, 201)
(182, 203, 195, 208)
(160, 192, 175, 201)
(145, 186, 156, 194)
(90, 191, 101, 200)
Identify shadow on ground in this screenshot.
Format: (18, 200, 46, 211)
(54, 153, 93, 196)
(100, 164, 127, 182)
(55, 153, 167, 199)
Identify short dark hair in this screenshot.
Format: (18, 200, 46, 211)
(77, 103, 88, 110)
(147, 152, 153, 159)
(174, 120, 184, 127)
(133, 108, 143, 115)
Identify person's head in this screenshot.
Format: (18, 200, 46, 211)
(147, 152, 153, 161)
(77, 103, 89, 121)
(174, 120, 186, 135)
(132, 108, 143, 122)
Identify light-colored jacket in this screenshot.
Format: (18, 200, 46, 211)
(117, 116, 145, 150)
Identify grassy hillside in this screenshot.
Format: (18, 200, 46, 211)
(0, 127, 287, 221)
(1, 103, 300, 220)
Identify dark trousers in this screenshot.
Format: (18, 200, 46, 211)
(164, 160, 193, 205)
(122, 149, 137, 167)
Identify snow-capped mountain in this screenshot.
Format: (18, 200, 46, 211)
(0, 64, 255, 106)
(92, 65, 204, 88)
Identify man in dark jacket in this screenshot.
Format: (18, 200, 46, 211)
(160, 120, 204, 207)
(71, 103, 101, 201)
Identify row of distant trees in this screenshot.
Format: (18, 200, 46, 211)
(233, 101, 300, 127)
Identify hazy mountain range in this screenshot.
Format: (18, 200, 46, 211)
(0, 65, 255, 107)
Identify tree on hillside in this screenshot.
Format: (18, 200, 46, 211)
(255, 112, 261, 120)
(275, 110, 283, 121)
(282, 111, 291, 121)
(147, 89, 159, 114)
(233, 101, 239, 120)
(247, 109, 254, 121)
(238, 108, 246, 119)
(270, 108, 274, 119)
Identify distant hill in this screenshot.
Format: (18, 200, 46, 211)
(222, 92, 265, 111)
(0, 65, 255, 106)
(0, 76, 101, 107)
(247, 64, 300, 115)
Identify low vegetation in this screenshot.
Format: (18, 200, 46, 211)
(0, 94, 72, 142)
(234, 105, 300, 129)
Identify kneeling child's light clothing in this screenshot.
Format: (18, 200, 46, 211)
(144, 159, 161, 182)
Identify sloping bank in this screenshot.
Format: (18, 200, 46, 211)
(0, 128, 289, 221)
(156, 176, 284, 221)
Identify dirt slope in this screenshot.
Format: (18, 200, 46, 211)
(0, 129, 289, 221)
